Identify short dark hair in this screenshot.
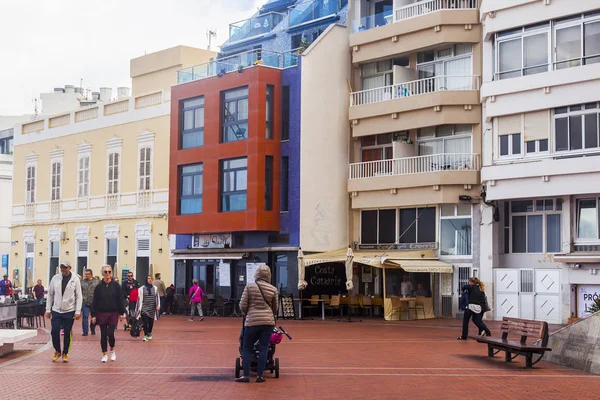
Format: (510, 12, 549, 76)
(155, 273, 161, 279)
(84, 269, 93, 275)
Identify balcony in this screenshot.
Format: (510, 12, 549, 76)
(350, 75, 479, 106)
(288, 0, 347, 29)
(228, 12, 284, 44)
(177, 49, 298, 84)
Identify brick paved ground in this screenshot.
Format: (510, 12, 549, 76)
(1, 316, 599, 399)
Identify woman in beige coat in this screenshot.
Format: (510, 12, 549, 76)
(235, 265, 278, 383)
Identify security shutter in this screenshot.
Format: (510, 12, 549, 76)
(524, 110, 550, 141)
(137, 238, 150, 257)
(498, 114, 522, 135)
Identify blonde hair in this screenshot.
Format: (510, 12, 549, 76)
(471, 277, 485, 291)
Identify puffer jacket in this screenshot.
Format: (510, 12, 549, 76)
(239, 265, 278, 327)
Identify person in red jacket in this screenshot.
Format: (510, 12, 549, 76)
(121, 272, 139, 318)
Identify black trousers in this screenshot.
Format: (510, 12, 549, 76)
(461, 308, 491, 339)
(141, 314, 154, 336)
(99, 325, 116, 353)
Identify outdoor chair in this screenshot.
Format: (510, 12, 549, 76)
(201, 295, 210, 315)
(409, 296, 426, 320)
(213, 296, 226, 317)
(176, 296, 189, 315)
(326, 295, 341, 317)
(302, 295, 319, 318)
(348, 295, 360, 316)
(361, 296, 372, 317)
(391, 296, 402, 321)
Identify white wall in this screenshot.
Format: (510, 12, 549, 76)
(300, 24, 350, 252)
(40, 91, 83, 116)
(0, 154, 12, 274)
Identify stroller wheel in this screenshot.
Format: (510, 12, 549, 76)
(274, 358, 280, 379)
(123, 325, 127, 331)
(235, 357, 242, 378)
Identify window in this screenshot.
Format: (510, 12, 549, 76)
(49, 241, 59, 283)
(577, 198, 600, 240)
(495, 23, 550, 79)
(499, 133, 522, 157)
(281, 156, 289, 212)
(51, 161, 61, 201)
(78, 156, 90, 197)
(222, 87, 249, 143)
(107, 152, 120, 194)
(26, 165, 36, 203)
(265, 156, 273, 211)
(417, 45, 472, 90)
(266, 85, 274, 139)
(275, 254, 288, 293)
(555, 13, 600, 69)
(281, 86, 290, 141)
(417, 125, 472, 156)
(138, 147, 151, 191)
(181, 97, 205, 149)
(106, 238, 117, 268)
(507, 199, 562, 253)
(0, 136, 13, 154)
(360, 209, 396, 244)
(399, 207, 436, 244)
(268, 234, 289, 244)
(440, 204, 472, 256)
(554, 103, 600, 152)
(180, 164, 203, 215)
(526, 139, 549, 154)
(361, 133, 393, 161)
(220, 157, 248, 212)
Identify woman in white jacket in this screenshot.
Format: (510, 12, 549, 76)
(134, 275, 160, 342)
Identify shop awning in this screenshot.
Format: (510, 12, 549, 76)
(303, 248, 438, 268)
(384, 259, 453, 273)
(170, 253, 245, 261)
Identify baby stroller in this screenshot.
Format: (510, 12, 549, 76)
(235, 320, 292, 379)
(123, 299, 137, 332)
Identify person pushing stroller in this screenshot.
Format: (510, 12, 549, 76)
(235, 265, 278, 383)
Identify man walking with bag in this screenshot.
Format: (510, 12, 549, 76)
(45, 261, 82, 362)
(81, 269, 99, 336)
(188, 279, 204, 321)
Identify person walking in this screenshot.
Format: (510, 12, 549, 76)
(90, 265, 126, 363)
(32, 279, 45, 305)
(457, 277, 491, 340)
(235, 265, 278, 383)
(0, 274, 12, 297)
(45, 261, 82, 363)
(122, 271, 140, 320)
(166, 284, 176, 314)
(153, 273, 166, 317)
(188, 279, 204, 321)
(135, 275, 160, 342)
(81, 269, 100, 336)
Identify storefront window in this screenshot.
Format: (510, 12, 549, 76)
(440, 204, 472, 256)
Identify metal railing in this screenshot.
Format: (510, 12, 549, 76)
(396, 0, 478, 22)
(349, 153, 480, 179)
(228, 12, 285, 43)
(177, 49, 298, 84)
(288, 0, 347, 28)
(350, 75, 479, 106)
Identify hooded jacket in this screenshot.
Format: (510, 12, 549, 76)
(239, 265, 278, 327)
(46, 272, 82, 315)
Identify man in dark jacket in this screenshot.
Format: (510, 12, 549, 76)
(81, 269, 100, 336)
(122, 271, 139, 317)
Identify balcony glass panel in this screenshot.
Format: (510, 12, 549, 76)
(289, 0, 347, 28)
(229, 12, 284, 43)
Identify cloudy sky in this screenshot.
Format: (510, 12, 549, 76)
(0, 0, 265, 116)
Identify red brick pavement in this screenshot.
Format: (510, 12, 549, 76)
(1, 316, 599, 399)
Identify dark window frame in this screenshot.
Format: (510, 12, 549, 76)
(265, 156, 273, 211)
(220, 157, 248, 212)
(281, 86, 290, 141)
(280, 156, 289, 212)
(179, 163, 203, 215)
(266, 85, 274, 139)
(398, 207, 436, 244)
(222, 87, 249, 143)
(181, 96, 205, 149)
(360, 209, 397, 245)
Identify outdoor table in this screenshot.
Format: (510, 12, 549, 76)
(396, 297, 417, 320)
(294, 298, 329, 320)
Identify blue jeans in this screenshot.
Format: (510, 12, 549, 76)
(51, 311, 75, 354)
(81, 304, 95, 334)
(34, 299, 43, 305)
(242, 325, 273, 377)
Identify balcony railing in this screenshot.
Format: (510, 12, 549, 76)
(349, 153, 480, 180)
(350, 75, 479, 106)
(178, 49, 298, 84)
(288, 0, 347, 28)
(353, 0, 478, 33)
(229, 12, 284, 43)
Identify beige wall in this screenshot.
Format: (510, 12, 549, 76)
(300, 25, 350, 252)
(0, 156, 12, 268)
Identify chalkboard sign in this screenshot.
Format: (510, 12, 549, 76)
(121, 267, 130, 284)
(279, 294, 295, 319)
(302, 263, 346, 297)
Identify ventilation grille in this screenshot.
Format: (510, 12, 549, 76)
(78, 240, 89, 253)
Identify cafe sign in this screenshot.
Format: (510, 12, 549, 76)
(357, 242, 438, 251)
(192, 234, 232, 249)
(577, 284, 600, 318)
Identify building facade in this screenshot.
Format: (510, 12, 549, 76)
(10, 46, 215, 292)
(480, 0, 600, 324)
(0, 128, 13, 276)
(345, 0, 482, 317)
(169, 0, 350, 298)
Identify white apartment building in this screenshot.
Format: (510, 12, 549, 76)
(479, 0, 600, 324)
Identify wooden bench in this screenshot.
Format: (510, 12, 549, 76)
(0, 329, 38, 357)
(476, 317, 552, 368)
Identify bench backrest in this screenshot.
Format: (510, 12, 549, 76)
(501, 317, 549, 346)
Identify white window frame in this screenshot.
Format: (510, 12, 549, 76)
(104, 224, 119, 268)
(575, 197, 600, 244)
(498, 132, 523, 158)
(494, 23, 551, 80)
(137, 130, 155, 193)
(417, 125, 473, 156)
(416, 44, 473, 77)
(25, 153, 38, 204)
(51, 160, 62, 201)
(360, 59, 393, 91)
(439, 204, 473, 258)
(106, 137, 123, 196)
(77, 141, 92, 199)
(107, 152, 120, 195)
(525, 138, 550, 156)
(135, 221, 152, 258)
(138, 147, 152, 191)
(554, 13, 600, 70)
(552, 102, 600, 154)
(507, 199, 563, 254)
(77, 156, 90, 198)
(360, 133, 393, 162)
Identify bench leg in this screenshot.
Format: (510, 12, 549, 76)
(505, 351, 512, 362)
(0, 343, 15, 357)
(525, 354, 533, 369)
(488, 345, 494, 357)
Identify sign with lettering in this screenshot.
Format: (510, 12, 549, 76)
(192, 234, 232, 249)
(219, 262, 231, 287)
(304, 263, 346, 297)
(357, 242, 437, 251)
(577, 285, 600, 318)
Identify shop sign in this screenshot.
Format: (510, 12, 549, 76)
(578, 285, 600, 318)
(357, 243, 437, 251)
(192, 234, 232, 249)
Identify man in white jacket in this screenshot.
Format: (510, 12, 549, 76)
(45, 261, 82, 362)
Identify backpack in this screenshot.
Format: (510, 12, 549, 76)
(459, 291, 469, 311)
(130, 319, 141, 337)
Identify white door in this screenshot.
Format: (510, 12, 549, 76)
(494, 269, 520, 320)
(519, 269, 535, 320)
(534, 269, 561, 323)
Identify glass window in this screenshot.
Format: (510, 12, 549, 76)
(417, 125, 472, 157)
(496, 26, 549, 79)
(556, 25, 582, 69)
(398, 208, 417, 244)
(266, 85, 274, 139)
(78, 156, 90, 197)
(222, 87, 249, 143)
(417, 208, 436, 242)
(107, 239, 118, 256)
(221, 157, 248, 212)
(546, 214, 561, 253)
(180, 164, 203, 215)
(361, 133, 394, 161)
(51, 161, 61, 201)
(275, 254, 288, 293)
(527, 215, 544, 253)
(378, 209, 396, 244)
(361, 210, 378, 244)
(578, 199, 598, 239)
(509, 199, 562, 253)
(440, 205, 472, 256)
(265, 156, 273, 210)
(554, 105, 600, 152)
(107, 152, 120, 194)
(26, 165, 36, 203)
(499, 133, 521, 157)
(181, 96, 205, 149)
(281, 86, 290, 141)
(281, 156, 289, 212)
(139, 147, 151, 191)
(585, 114, 599, 149)
(585, 21, 600, 65)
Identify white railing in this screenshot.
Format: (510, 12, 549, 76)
(49, 114, 70, 128)
(137, 191, 152, 208)
(25, 203, 35, 220)
(135, 92, 162, 109)
(395, 0, 478, 22)
(22, 120, 44, 134)
(75, 107, 99, 123)
(350, 75, 479, 106)
(104, 99, 129, 115)
(106, 194, 119, 212)
(50, 200, 61, 219)
(349, 153, 480, 179)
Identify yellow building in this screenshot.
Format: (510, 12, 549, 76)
(10, 46, 215, 291)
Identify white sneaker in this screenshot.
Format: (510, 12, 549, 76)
(101, 355, 108, 363)
(110, 350, 116, 361)
(142, 336, 148, 342)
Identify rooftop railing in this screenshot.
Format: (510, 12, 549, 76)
(228, 12, 285, 43)
(288, 0, 347, 28)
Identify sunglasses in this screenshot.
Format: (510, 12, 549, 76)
(59, 265, 69, 269)
(102, 270, 112, 275)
